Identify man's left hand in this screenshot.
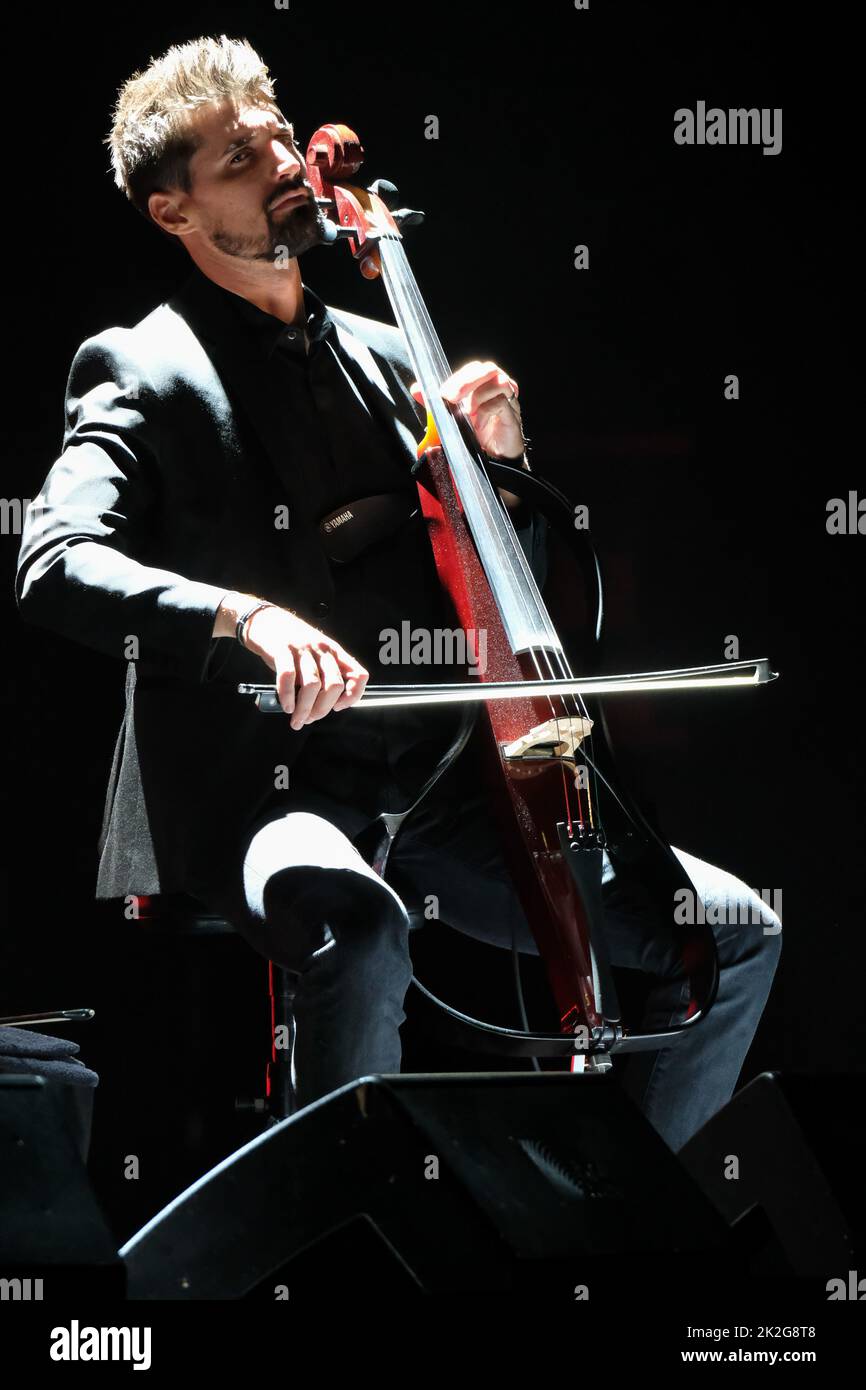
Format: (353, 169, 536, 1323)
(409, 360, 524, 461)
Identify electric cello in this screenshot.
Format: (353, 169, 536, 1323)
(240, 123, 778, 1070)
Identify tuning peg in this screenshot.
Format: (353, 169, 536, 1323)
(368, 178, 399, 206)
(321, 220, 356, 244)
(393, 207, 426, 228)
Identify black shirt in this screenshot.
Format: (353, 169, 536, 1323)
(214, 279, 472, 813)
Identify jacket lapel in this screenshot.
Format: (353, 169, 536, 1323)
(170, 271, 423, 504)
(327, 311, 425, 466)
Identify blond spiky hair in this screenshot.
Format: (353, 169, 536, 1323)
(105, 34, 277, 224)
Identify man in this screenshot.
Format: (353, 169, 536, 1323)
(16, 36, 781, 1151)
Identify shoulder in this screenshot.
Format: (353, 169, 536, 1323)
(67, 298, 221, 400)
(326, 304, 412, 376)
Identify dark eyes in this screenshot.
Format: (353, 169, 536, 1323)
(230, 130, 298, 166)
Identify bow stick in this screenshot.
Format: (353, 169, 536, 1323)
(238, 657, 777, 713)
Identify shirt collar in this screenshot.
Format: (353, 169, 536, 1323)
(184, 265, 335, 362)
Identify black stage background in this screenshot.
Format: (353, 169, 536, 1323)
(0, 1, 860, 1257)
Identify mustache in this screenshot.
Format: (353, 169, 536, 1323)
(267, 179, 311, 213)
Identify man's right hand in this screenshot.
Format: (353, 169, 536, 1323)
(214, 593, 369, 730)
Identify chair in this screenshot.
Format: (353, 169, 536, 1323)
(133, 893, 298, 1124)
(131, 891, 685, 1124)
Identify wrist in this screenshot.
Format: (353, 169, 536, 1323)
(236, 600, 278, 649)
(489, 447, 530, 469)
(212, 591, 262, 640)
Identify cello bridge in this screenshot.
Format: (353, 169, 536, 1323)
(501, 715, 593, 762)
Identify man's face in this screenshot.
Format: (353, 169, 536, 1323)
(175, 100, 327, 261)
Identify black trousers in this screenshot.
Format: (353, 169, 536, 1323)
(197, 728, 781, 1153)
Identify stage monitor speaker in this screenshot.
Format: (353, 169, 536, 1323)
(0, 1075, 126, 1298)
(679, 1070, 862, 1277)
(120, 1071, 740, 1299)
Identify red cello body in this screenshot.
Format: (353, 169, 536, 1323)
(415, 446, 602, 1038)
(303, 122, 726, 1063)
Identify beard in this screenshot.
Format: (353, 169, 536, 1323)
(209, 195, 328, 263)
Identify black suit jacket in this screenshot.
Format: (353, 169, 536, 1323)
(16, 267, 444, 900)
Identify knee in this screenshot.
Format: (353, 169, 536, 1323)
(718, 890, 782, 979)
(244, 808, 410, 934)
(273, 863, 413, 979)
(670, 847, 782, 972)
(759, 903, 782, 976)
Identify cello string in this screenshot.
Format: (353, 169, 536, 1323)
(379, 240, 579, 772)
(382, 242, 559, 647)
(381, 238, 569, 690)
(380, 238, 600, 833)
(379, 237, 601, 833)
